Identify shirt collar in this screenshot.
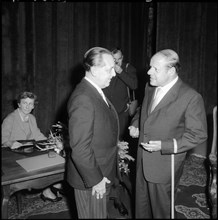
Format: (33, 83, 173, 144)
(158, 76, 179, 93)
(84, 76, 104, 96)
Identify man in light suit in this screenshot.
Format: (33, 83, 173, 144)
(129, 49, 208, 218)
(66, 47, 119, 218)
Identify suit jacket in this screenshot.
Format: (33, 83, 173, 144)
(131, 78, 207, 183)
(1, 109, 46, 144)
(66, 78, 120, 190)
(103, 62, 138, 114)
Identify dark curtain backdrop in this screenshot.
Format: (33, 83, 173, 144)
(156, 2, 217, 115)
(1, 2, 217, 146)
(2, 2, 154, 134)
(156, 2, 217, 155)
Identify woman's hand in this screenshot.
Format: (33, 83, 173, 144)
(11, 141, 23, 149)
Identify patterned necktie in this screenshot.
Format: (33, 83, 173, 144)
(150, 87, 162, 112)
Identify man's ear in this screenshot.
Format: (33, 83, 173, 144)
(169, 66, 176, 76)
(90, 66, 97, 76)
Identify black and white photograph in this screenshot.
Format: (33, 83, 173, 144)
(1, 1, 217, 219)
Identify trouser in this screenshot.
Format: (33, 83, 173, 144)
(135, 160, 171, 219)
(135, 160, 183, 218)
(74, 187, 110, 219)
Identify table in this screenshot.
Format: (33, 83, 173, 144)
(1, 148, 65, 219)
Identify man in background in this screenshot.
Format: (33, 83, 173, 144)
(103, 47, 138, 141)
(103, 47, 138, 216)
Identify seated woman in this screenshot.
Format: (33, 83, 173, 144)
(1, 91, 63, 202)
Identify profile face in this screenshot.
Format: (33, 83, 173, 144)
(147, 54, 171, 87)
(94, 54, 116, 88)
(18, 98, 35, 115)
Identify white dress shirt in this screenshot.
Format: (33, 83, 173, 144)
(84, 77, 109, 106)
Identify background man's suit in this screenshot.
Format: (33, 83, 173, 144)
(103, 61, 137, 140)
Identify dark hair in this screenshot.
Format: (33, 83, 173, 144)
(17, 91, 37, 104)
(111, 47, 122, 55)
(83, 47, 112, 71)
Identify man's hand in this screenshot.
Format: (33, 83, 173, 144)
(114, 64, 123, 74)
(141, 140, 161, 152)
(92, 177, 111, 199)
(128, 126, 139, 138)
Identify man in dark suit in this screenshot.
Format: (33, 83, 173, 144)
(103, 47, 138, 141)
(103, 48, 138, 216)
(129, 49, 208, 218)
(66, 47, 119, 218)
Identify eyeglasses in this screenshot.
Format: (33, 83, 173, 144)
(21, 101, 34, 107)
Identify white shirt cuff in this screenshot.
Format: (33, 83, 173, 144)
(173, 138, 178, 154)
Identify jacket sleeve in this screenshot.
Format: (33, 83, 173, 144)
(29, 115, 47, 141)
(1, 114, 14, 146)
(68, 94, 103, 187)
(130, 107, 140, 128)
(162, 93, 208, 154)
(118, 63, 138, 90)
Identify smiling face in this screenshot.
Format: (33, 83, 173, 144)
(18, 98, 35, 115)
(92, 53, 116, 88)
(147, 53, 172, 87)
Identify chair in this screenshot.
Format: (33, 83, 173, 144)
(209, 106, 217, 219)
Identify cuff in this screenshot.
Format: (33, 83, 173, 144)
(173, 138, 178, 153)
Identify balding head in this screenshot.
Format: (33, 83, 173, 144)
(148, 49, 180, 87)
(83, 47, 113, 72)
(154, 49, 180, 73)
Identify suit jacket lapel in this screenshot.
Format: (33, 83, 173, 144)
(106, 97, 120, 141)
(83, 79, 110, 108)
(82, 79, 120, 140)
(147, 86, 156, 114)
(150, 78, 182, 114)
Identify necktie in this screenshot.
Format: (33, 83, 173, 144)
(100, 91, 109, 106)
(150, 87, 162, 112)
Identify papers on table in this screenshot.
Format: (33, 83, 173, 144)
(16, 153, 65, 172)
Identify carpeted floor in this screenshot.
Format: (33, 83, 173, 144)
(7, 154, 212, 219)
(175, 154, 211, 219)
(7, 181, 131, 219)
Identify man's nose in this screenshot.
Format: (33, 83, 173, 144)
(147, 69, 152, 75)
